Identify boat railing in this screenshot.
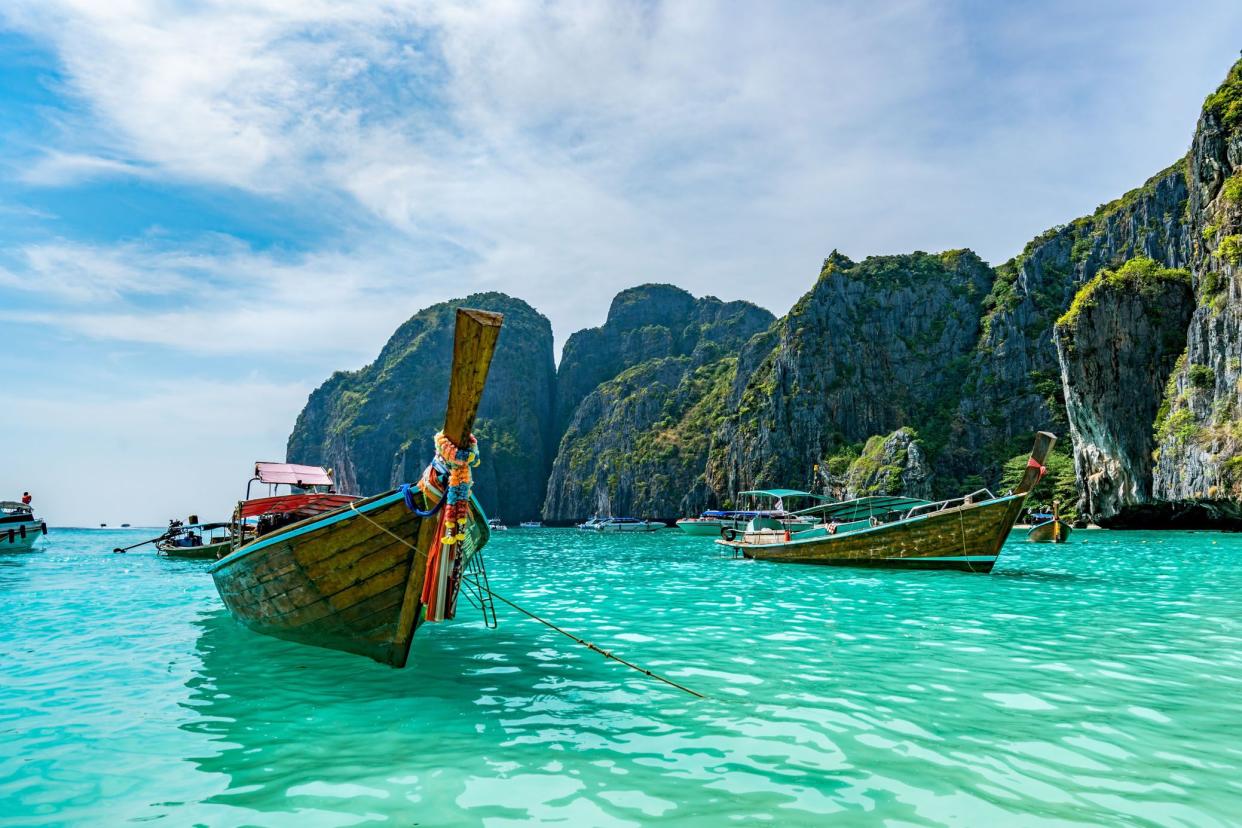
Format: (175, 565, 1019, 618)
(903, 488, 996, 519)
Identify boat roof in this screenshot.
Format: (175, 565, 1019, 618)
(254, 462, 334, 487)
(183, 522, 229, 531)
(236, 493, 357, 520)
(0, 501, 32, 512)
(797, 495, 931, 522)
(738, 489, 828, 501)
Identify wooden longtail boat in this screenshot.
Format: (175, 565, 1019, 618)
(717, 432, 1056, 572)
(157, 522, 234, 559)
(1027, 501, 1072, 543)
(208, 308, 503, 667)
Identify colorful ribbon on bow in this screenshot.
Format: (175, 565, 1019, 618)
(416, 431, 481, 622)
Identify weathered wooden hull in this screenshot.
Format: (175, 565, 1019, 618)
(1026, 520, 1072, 543)
(724, 493, 1028, 572)
(209, 490, 488, 667)
(159, 539, 232, 559)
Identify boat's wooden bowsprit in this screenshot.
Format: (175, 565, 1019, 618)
(210, 308, 503, 667)
(718, 432, 1056, 572)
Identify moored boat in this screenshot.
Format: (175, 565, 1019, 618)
(208, 308, 504, 667)
(487, 518, 508, 531)
(157, 520, 236, 559)
(677, 490, 826, 536)
(519, 520, 543, 528)
(591, 517, 664, 532)
(717, 433, 1055, 572)
(1, 501, 47, 551)
(1027, 502, 1072, 543)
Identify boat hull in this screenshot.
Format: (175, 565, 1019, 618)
(676, 519, 725, 536)
(1026, 520, 1072, 543)
(721, 494, 1027, 572)
(209, 490, 487, 667)
(159, 539, 232, 559)
(1, 519, 46, 552)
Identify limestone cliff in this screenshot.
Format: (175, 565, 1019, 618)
(709, 250, 993, 499)
(1152, 60, 1242, 510)
(543, 287, 773, 520)
(1054, 259, 1194, 521)
(943, 162, 1193, 492)
(286, 293, 556, 522)
(839, 428, 934, 501)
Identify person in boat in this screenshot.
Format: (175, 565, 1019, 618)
(21, 492, 31, 506)
(827, 518, 839, 534)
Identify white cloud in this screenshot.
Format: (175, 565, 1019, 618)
(20, 151, 151, 186)
(3, 0, 1242, 352)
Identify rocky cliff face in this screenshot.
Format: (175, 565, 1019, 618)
(552, 285, 773, 435)
(543, 287, 773, 520)
(286, 293, 556, 522)
(841, 428, 934, 501)
(709, 250, 993, 499)
(942, 162, 1193, 492)
(1054, 259, 1194, 521)
(1152, 61, 1242, 509)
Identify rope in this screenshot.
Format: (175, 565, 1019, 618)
(479, 587, 706, 699)
(346, 501, 705, 698)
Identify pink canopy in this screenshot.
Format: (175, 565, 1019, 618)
(253, 462, 334, 487)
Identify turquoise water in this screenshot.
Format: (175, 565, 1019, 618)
(3, 528, 1242, 826)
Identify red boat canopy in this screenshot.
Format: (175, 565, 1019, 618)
(254, 462, 334, 487)
(236, 493, 358, 520)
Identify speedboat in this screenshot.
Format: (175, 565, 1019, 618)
(487, 518, 508, 531)
(576, 516, 605, 530)
(677, 490, 827, 536)
(1, 501, 47, 551)
(519, 520, 543, 528)
(590, 517, 664, 532)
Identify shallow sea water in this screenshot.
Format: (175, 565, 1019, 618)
(3, 527, 1242, 826)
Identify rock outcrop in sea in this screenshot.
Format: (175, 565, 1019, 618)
(1054, 259, 1194, 522)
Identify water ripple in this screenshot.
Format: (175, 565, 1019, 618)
(2, 528, 1241, 825)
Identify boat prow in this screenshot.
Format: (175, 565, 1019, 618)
(209, 308, 504, 667)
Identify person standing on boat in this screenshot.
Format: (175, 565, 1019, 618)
(21, 492, 32, 506)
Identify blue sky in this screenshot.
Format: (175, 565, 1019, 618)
(1, 1, 1240, 526)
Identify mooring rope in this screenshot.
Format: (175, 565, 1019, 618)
(346, 500, 705, 699)
(475, 584, 706, 700)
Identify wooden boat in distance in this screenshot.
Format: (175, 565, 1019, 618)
(1027, 502, 1072, 543)
(209, 308, 503, 667)
(157, 521, 235, 559)
(717, 432, 1056, 572)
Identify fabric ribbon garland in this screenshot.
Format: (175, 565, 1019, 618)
(1026, 457, 1047, 481)
(411, 431, 480, 622)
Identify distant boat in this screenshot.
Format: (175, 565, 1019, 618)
(1027, 502, 1072, 543)
(157, 520, 236, 559)
(584, 517, 664, 532)
(487, 518, 508, 531)
(121, 523, 131, 528)
(677, 489, 826, 536)
(1, 501, 47, 552)
(209, 308, 503, 667)
(718, 433, 1055, 572)
(519, 520, 543, 528)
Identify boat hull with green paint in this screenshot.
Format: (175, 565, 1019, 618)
(718, 433, 1055, 572)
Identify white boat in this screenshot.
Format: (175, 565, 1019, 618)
(519, 520, 544, 528)
(676, 489, 826, 536)
(487, 518, 508, 531)
(590, 517, 664, 532)
(576, 516, 605, 530)
(1, 501, 47, 551)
